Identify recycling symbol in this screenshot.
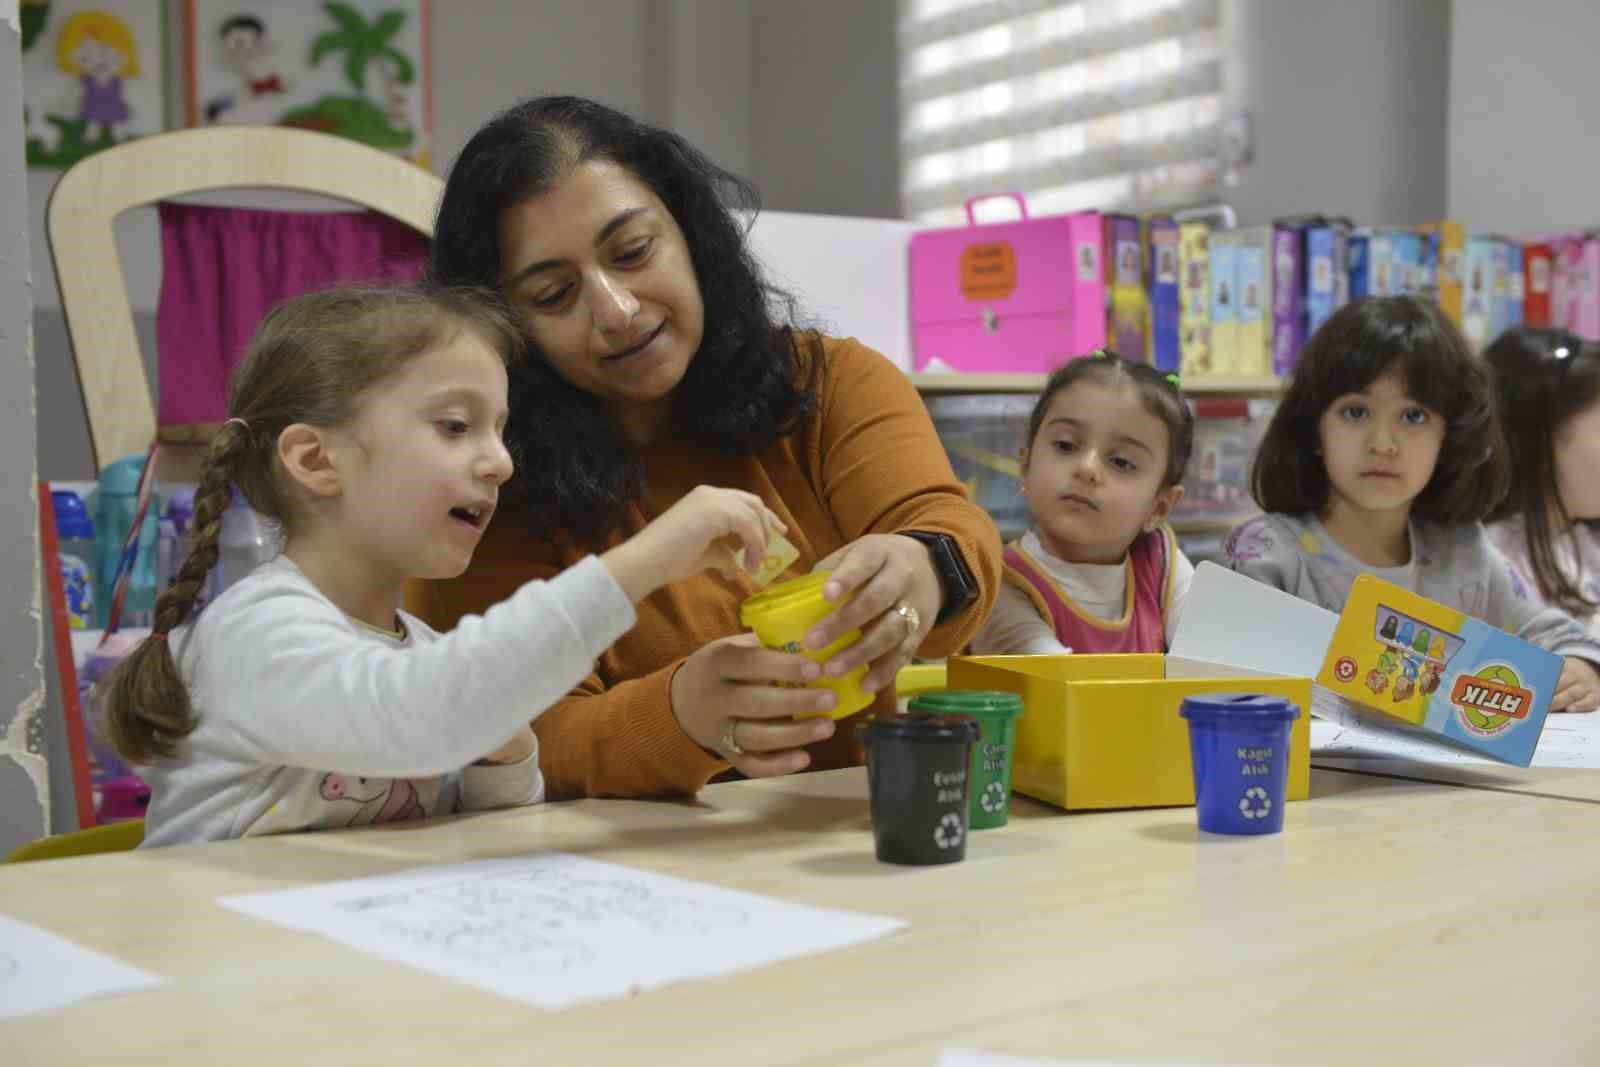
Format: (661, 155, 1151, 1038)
(1238, 787, 1272, 820)
(979, 781, 1008, 814)
(933, 812, 965, 850)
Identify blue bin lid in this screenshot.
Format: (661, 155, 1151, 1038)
(1179, 693, 1300, 724)
(51, 489, 95, 539)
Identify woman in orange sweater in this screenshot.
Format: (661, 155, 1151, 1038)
(413, 96, 1001, 799)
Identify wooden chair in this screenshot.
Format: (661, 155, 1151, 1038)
(46, 126, 443, 480)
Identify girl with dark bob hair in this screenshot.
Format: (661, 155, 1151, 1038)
(412, 96, 1002, 797)
(1222, 296, 1600, 710)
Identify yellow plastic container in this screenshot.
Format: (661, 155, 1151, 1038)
(948, 654, 1312, 811)
(740, 571, 874, 719)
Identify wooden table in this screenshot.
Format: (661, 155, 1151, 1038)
(5, 766, 1598, 1066)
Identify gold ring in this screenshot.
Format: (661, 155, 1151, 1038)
(895, 602, 921, 636)
(721, 721, 745, 757)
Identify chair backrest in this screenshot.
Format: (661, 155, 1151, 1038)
(6, 819, 145, 863)
(46, 126, 444, 476)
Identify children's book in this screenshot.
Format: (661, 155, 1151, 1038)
(1234, 225, 1273, 378)
(1391, 228, 1422, 297)
(1178, 220, 1212, 376)
(1106, 213, 1149, 361)
(1462, 236, 1496, 349)
(1208, 229, 1240, 374)
(1504, 241, 1524, 331)
(1144, 215, 1181, 373)
(1523, 241, 1553, 328)
(1304, 221, 1346, 337)
(1270, 222, 1305, 378)
(1420, 220, 1465, 325)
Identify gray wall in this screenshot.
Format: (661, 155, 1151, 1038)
(1449, 0, 1600, 234)
(2, 2, 49, 856)
(1220, 0, 1451, 227)
(750, 1, 902, 218)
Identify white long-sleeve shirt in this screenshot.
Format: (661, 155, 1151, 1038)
(970, 529, 1195, 654)
(140, 554, 635, 846)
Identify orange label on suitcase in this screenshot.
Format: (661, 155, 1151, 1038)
(960, 242, 1017, 301)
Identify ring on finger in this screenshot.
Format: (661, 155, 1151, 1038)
(720, 720, 745, 757)
(894, 602, 921, 637)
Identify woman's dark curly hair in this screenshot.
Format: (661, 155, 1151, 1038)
(1251, 295, 1509, 524)
(431, 95, 816, 544)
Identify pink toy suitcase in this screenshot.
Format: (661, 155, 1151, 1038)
(909, 194, 1106, 374)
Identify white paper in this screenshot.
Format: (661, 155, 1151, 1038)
(220, 853, 905, 1009)
(0, 913, 166, 1020)
(1312, 710, 1600, 769)
(1169, 563, 1341, 679)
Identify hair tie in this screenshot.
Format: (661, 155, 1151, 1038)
(223, 417, 250, 433)
(149, 632, 167, 642)
(1164, 373, 1181, 388)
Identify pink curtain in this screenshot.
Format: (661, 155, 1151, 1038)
(156, 202, 428, 424)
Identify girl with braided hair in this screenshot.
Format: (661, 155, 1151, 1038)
(105, 283, 786, 845)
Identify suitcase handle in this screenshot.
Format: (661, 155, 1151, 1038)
(964, 192, 1029, 226)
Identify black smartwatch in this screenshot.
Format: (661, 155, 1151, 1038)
(899, 530, 978, 625)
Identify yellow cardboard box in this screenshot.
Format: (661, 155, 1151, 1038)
(948, 654, 1312, 812)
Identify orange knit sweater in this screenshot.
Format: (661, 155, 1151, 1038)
(409, 336, 1001, 798)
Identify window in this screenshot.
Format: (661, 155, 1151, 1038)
(899, 0, 1223, 224)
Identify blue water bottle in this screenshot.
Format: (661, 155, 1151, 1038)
(51, 489, 97, 630)
(92, 454, 160, 629)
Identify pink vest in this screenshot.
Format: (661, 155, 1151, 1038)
(1002, 527, 1174, 654)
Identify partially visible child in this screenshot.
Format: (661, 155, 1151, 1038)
(971, 351, 1195, 654)
(107, 284, 787, 846)
(1223, 296, 1600, 711)
(1485, 327, 1600, 639)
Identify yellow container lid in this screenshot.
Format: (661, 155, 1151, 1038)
(739, 570, 832, 626)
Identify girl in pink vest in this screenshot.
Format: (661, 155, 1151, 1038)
(972, 351, 1195, 655)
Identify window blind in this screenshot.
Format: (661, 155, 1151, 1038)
(900, 0, 1223, 224)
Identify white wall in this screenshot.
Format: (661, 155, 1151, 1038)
(1220, 0, 1451, 227)
(1448, 0, 1600, 234)
(429, 0, 651, 179)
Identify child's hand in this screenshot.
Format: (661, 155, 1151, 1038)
(603, 486, 787, 603)
(1553, 658, 1600, 712)
(475, 725, 536, 765)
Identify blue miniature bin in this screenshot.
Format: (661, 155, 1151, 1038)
(1180, 694, 1300, 835)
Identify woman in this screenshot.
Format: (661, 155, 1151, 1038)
(415, 96, 1001, 798)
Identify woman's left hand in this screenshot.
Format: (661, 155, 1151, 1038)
(805, 534, 942, 695)
(1553, 657, 1600, 712)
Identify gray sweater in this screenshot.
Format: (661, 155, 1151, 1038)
(1222, 512, 1600, 665)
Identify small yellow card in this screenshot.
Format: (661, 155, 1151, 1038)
(747, 531, 800, 587)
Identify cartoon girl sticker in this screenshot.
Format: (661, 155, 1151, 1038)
(57, 11, 139, 144)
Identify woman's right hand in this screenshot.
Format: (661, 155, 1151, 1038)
(670, 633, 840, 777)
(602, 486, 785, 603)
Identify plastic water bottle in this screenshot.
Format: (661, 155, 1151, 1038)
(93, 454, 160, 629)
(216, 489, 277, 593)
(51, 489, 97, 630)
(158, 486, 218, 604)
